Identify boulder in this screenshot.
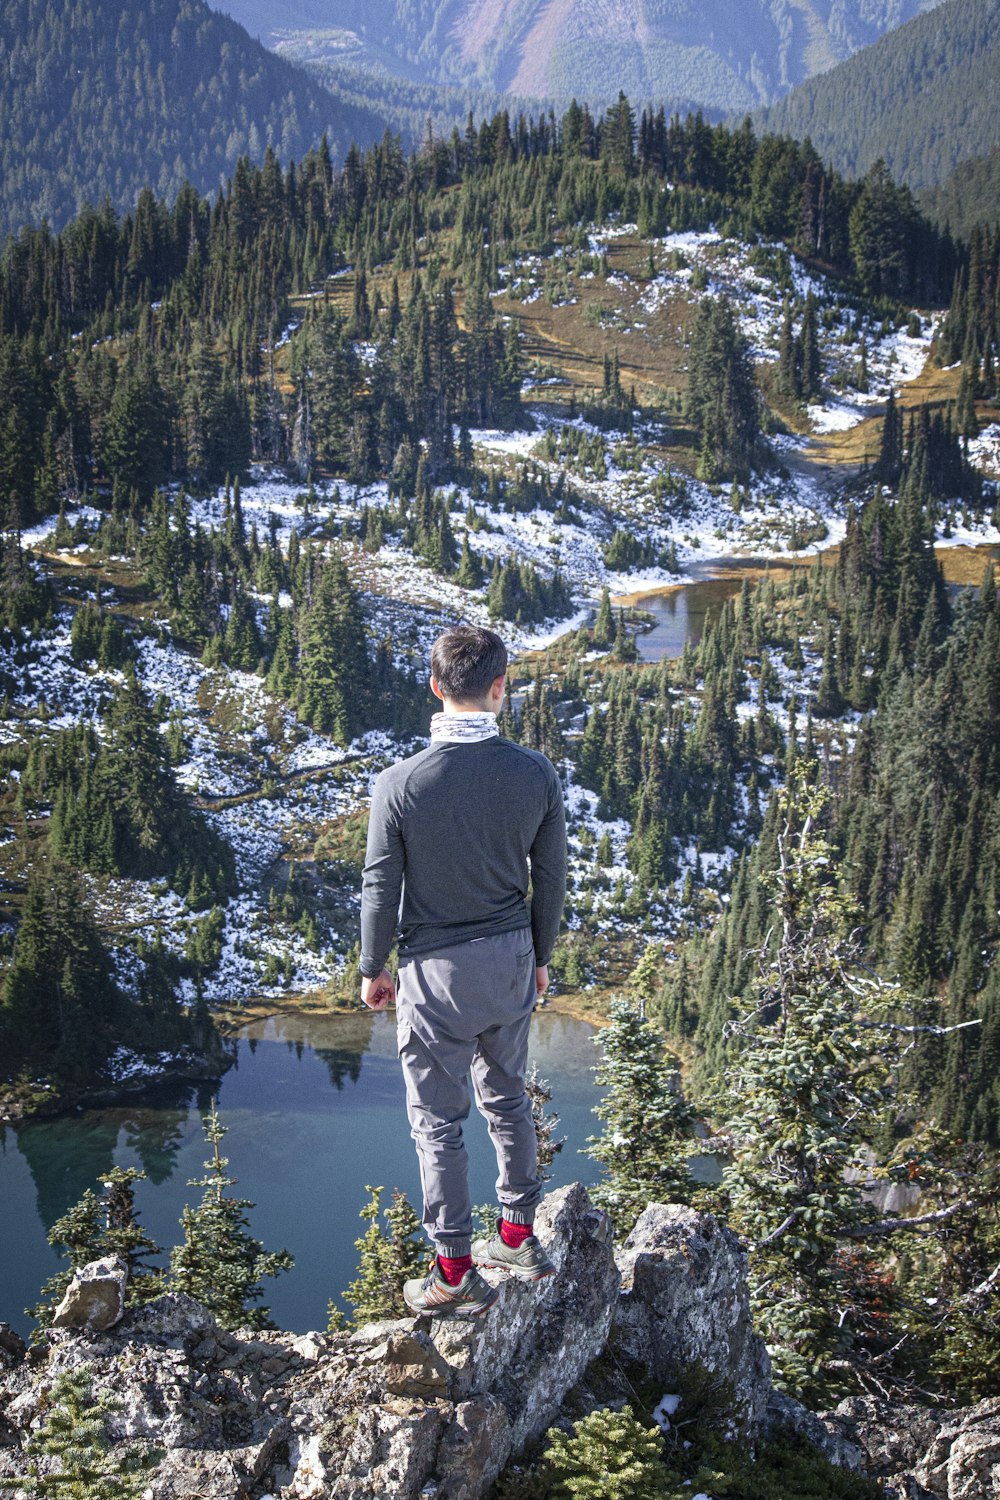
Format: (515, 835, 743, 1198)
(764, 1388, 863, 1471)
(612, 1202, 772, 1434)
(0, 1326, 26, 1372)
(277, 1181, 620, 1499)
(51, 1256, 127, 1332)
(914, 1398, 1000, 1499)
(825, 1394, 943, 1492)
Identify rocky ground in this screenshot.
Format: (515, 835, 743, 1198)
(0, 1185, 997, 1498)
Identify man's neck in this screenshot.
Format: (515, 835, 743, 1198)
(440, 701, 496, 716)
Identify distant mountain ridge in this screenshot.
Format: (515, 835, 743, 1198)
(756, 0, 1000, 194)
(0, 0, 386, 239)
(215, 0, 947, 111)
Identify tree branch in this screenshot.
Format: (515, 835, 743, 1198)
(750, 1210, 801, 1250)
(853, 1019, 983, 1037)
(838, 1200, 979, 1237)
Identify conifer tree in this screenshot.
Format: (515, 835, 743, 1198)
(170, 1104, 293, 1330)
(587, 999, 696, 1233)
(545, 1407, 665, 1500)
(799, 291, 822, 401)
(295, 552, 368, 744)
(686, 295, 758, 481)
(592, 586, 613, 648)
(525, 1066, 566, 1178)
(11, 1364, 154, 1499)
(31, 1169, 164, 1329)
(719, 770, 940, 1400)
(333, 1185, 426, 1329)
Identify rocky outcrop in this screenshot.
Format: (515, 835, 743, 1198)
(763, 1389, 864, 1472)
(51, 1255, 127, 1333)
(0, 1184, 619, 1500)
(821, 1395, 1000, 1500)
(613, 1203, 772, 1435)
(2, 1184, 991, 1499)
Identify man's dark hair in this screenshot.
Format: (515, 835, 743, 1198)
(431, 625, 508, 703)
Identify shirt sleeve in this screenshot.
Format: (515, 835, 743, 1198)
(528, 764, 567, 966)
(359, 771, 405, 978)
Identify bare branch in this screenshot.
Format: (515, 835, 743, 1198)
(854, 1019, 983, 1037)
(838, 1200, 979, 1238)
(966, 1260, 1000, 1302)
(750, 1210, 801, 1250)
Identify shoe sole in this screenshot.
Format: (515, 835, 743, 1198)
(403, 1291, 500, 1318)
(404, 1296, 497, 1320)
(473, 1257, 556, 1282)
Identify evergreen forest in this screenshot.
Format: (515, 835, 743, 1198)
(756, 0, 1000, 196)
(0, 0, 387, 238)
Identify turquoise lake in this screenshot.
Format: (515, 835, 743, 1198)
(0, 1008, 607, 1337)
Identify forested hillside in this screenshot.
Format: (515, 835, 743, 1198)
(2, 93, 1000, 1415)
(217, 0, 946, 111)
(757, 0, 1000, 192)
(920, 149, 1000, 238)
(0, 0, 386, 238)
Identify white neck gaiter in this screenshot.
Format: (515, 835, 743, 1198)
(429, 711, 499, 744)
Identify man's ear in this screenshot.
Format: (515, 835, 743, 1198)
(492, 673, 506, 701)
(430, 676, 444, 702)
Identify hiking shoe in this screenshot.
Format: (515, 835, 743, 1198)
(403, 1263, 499, 1319)
(472, 1229, 556, 1282)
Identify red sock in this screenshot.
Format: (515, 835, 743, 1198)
(438, 1253, 472, 1285)
(500, 1218, 533, 1248)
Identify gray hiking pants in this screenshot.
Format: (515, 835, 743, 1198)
(396, 927, 541, 1257)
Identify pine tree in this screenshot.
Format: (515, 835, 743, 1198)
(31, 1169, 164, 1329)
(587, 999, 696, 1233)
(334, 1185, 426, 1329)
(12, 1364, 154, 1499)
(525, 1065, 566, 1179)
(719, 770, 932, 1401)
(800, 291, 822, 401)
(592, 587, 613, 648)
(170, 1103, 293, 1330)
(545, 1407, 665, 1500)
(295, 552, 368, 744)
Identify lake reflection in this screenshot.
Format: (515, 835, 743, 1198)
(0, 1009, 605, 1337)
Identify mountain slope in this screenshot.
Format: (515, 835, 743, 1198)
(756, 0, 1000, 191)
(919, 149, 1000, 235)
(0, 0, 387, 239)
(214, 0, 946, 111)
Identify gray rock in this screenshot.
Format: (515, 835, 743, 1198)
(612, 1202, 772, 1434)
(427, 1182, 619, 1442)
(829, 1394, 943, 1489)
(764, 1388, 863, 1470)
(0, 1325, 26, 1371)
(51, 1256, 127, 1332)
(279, 1181, 619, 1499)
(914, 1397, 1000, 1499)
(8, 1183, 971, 1500)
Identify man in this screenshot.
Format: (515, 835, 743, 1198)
(359, 624, 567, 1317)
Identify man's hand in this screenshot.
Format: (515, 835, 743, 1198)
(535, 965, 549, 1001)
(361, 969, 396, 1010)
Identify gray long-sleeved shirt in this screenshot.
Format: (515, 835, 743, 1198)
(359, 737, 567, 977)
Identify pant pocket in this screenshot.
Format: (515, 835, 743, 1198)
(398, 1025, 443, 1113)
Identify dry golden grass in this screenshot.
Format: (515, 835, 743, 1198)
(808, 360, 963, 468)
(495, 233, 695, 413)
(936, 543, 1000, 587)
